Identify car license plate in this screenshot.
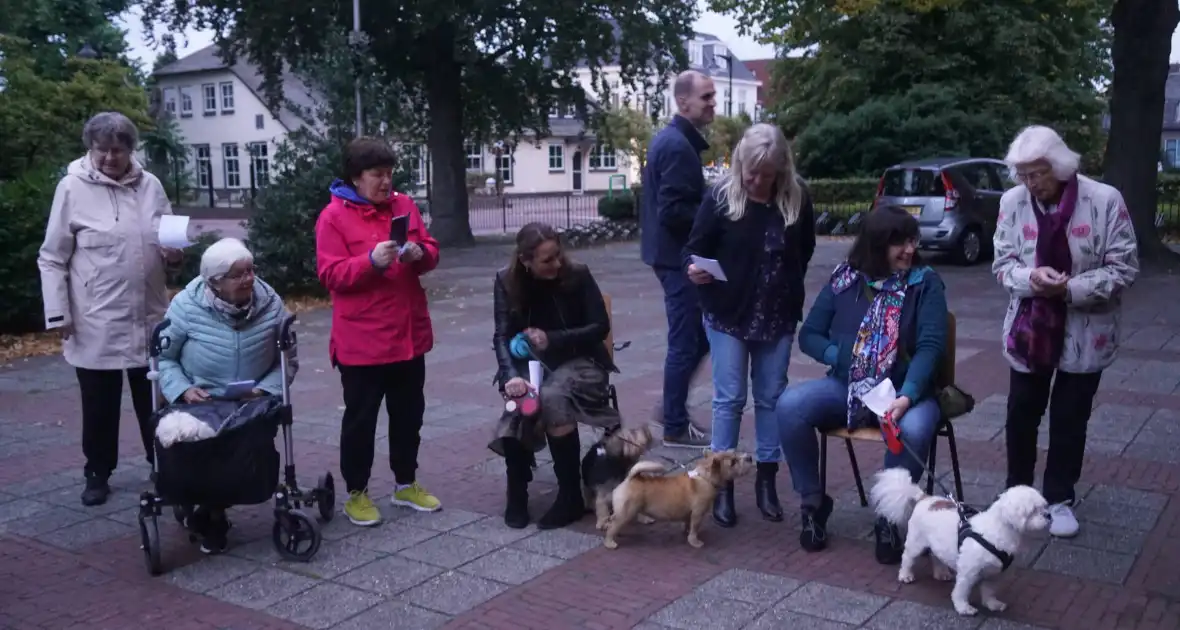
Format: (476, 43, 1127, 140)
(903, 205, 922, 216)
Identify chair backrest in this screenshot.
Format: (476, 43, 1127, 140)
(936, 311, 957, 389)
(603, 292, 614, 363)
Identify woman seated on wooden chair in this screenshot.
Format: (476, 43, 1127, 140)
(490, 222, 620, 530)
(775, 205, 947, 562)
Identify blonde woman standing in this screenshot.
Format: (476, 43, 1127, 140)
(683, 123, 816, 528)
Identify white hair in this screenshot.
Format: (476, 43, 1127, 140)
(1004, 125, 1081, 182)
(82, 111, 139, 151)
(200, 237, 253, 281)
(713, 123, 802, 225)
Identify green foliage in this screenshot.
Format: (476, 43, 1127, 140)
(807, 178, 880, 203)
(0, 169, 57, 332)
(0, 0, 135, 80)
(598, 193, 638, 220)
(596, 108, 656, 172)
(702, 115, 753, 166)
(166, 231, 222, 289)
(138, 0, 698, 246)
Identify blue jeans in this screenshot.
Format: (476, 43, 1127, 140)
(655, 268, 710, 435)
(776, 376, 941, 508)
(705, 325, 792, 463)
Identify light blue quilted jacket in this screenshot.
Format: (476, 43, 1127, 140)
(157, 276, 296, 403)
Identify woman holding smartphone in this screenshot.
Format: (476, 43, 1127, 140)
(994, 125, 1139, 539)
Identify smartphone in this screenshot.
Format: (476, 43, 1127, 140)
(389, 215, 409, 245)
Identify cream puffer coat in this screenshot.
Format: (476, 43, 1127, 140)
(37, 156, 174, 370)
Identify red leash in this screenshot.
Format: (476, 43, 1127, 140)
(880, 411, 904, 455)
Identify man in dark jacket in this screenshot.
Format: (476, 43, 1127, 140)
(641, 70, 715, 448)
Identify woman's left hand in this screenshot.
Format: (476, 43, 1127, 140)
(885, 395, 912, 422)
(525, 327, 549, 351)
(249, 388, 266, 399)
(161, 247, 183, 264)
(399, 241, 424, 263)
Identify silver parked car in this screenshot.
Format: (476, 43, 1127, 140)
(873, 157, 1010, 265)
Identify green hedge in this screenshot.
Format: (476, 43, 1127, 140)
(598, 192, 637, 220)
(807, 178, 879, 204)
(0, 169, 56, 333)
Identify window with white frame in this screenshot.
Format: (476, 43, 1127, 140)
(219, 81, 235, 112)
(222, 144, 241, 187)
(1166, 139, 1180, 167)
(495, 146, 514, 184)
(589, 143, 616, 170)
(689, 42, 702, 66)
(549, 105, 559, 117)
(193, 145, 211, 187)
(738, 89, 747, 114)
(664, 94, 672, 116)
(548, 144, 564, 171)
(722, 89, 731, 116)
(202, 84, 217, 114)
(248, 143, 270, 187)
(610, 81, 620, 109)
(465, 143, 483, 171)
(162, 88, 177, 115)
(409, 144, 427, 185)
(1175, 102, 1180, 122)
(255, 114, 265, 130)
(179, 87, 193, 117)
(565, 104, 576, 118)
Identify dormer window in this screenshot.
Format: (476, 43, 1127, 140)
(689, 42, 702, 66)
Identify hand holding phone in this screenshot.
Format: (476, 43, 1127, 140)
(389, 215, 409, 246)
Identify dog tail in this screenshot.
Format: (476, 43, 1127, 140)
(624, 460, 667, 481)
(869, 467, 926, 525)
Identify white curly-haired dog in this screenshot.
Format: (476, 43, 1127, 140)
(870, 467, 1051, 616)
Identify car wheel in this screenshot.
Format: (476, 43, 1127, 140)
(956, 227, 983, 266)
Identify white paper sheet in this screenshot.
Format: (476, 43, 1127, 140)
(222, 380, 257, 399)
(528, 361, 543, 390)
(689, 255, 728, 282)
(158, 215, 193, 249)
(859, 379, 897, 418)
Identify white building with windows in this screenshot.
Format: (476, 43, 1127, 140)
(152, 46, 316, 204)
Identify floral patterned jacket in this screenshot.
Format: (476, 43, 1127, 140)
(992, 175, 1139, 374)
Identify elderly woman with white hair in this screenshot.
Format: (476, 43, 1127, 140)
(683, 123, 816, 528)
(38, 111, 182, 507)
(155, 237, 295, 553)
(994, 125, 1139, 538)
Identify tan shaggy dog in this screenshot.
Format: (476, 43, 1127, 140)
(603, 450, 754, 549)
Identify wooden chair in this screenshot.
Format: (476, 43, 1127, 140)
(818, 312, 966, 506)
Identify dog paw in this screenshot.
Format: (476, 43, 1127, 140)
(687, 536, 704, 549)
(984, 599, 1008, 613)
(595, 519, 609, 531)
(932, 567, 955, 582)
(897, 570, 915, 584)
(954, 603, 978, 617)
(637, 514, 655, 525)
(603, 539, 618, 550)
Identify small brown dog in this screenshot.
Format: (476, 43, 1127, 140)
(604, 450, 754, 549)
(580, 425, 654, 530)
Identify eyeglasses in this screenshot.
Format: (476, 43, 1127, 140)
(221, 267, 255, 282)
(1015, 167, 1052, 184)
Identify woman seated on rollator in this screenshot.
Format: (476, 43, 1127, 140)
(490, 222, 620, 530)
(157, 237, 296, 553)
(775, 206, 947, 563)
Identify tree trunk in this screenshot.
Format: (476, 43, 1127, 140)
(423, 25, 475, 247)
(1103, 0, 1180, 267)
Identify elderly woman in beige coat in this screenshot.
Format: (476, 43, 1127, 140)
(38, 111, 183, 507)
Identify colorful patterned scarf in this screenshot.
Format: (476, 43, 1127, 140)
(831, 262, 909, 429)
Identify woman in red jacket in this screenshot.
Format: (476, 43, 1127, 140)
(314, 137, 441, 527)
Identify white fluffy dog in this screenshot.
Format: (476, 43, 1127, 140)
(155, 410, 216, 447)
(869, 468, 1051, 616)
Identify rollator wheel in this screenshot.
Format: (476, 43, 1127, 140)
(315, 473, 336, 522)
(272, 509, 321, 562)
(138, 514, 163, 576)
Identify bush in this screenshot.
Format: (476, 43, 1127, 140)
(630, 184, 644, 218)
(166, 231, 222, 289)
(598, 192, 637, 220)
(807, 178, 879, 204)
(0, 168, 55, 333)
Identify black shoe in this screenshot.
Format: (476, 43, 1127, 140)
(874, 516, 904, 565)
(80, 474, 110, 507)
(537, 432, 586, 530)
(712, 481, 737, 528)
(799, 495, 834, 552)
(755, 462, 783, 522)
(661, 424, 710, 449)
(503, 441, 533, 529)
(200, 510, 230, 555)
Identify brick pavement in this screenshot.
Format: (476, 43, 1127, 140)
(3, 239, 1180, 629)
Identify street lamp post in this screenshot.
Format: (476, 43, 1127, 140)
(709, 50, 735, 117)
(350, 0, 363, 136)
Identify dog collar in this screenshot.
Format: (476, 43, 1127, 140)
(956, 503, 1014, 571)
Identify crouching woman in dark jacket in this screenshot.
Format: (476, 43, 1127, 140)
(490, 222, 620, 530)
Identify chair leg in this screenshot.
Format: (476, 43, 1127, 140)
(819, 433, 828, 500)
(944, 422, 965, 502)
(926, 429, 939, 496)
(845, 439, 867, 507)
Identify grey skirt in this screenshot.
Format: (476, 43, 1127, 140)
(489, 357, 621, 455)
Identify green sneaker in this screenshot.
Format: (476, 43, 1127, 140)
(343, 490, 382, 526)
(391, 482, 442, 512)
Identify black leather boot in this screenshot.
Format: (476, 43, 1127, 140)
(712, 481, 737, 528)
(874, 516, 904, 565)
(503, 440, 534, 529)
(537, 432, 585, 530)
(755, 462, 784, 522)
(80, 472, 110, 507)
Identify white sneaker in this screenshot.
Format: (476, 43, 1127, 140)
(1048, 502, 1080, 538)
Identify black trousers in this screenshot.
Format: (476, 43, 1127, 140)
(338, 356, 427, 493)
(1005, 368, 1102, 504)
(76, 367, 155, 478)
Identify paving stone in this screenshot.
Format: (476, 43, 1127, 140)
(862, 600, 984, 629)
(1076, 499, 1163, 531)
(0, 504, 91, 536)
(266, 582, 382, 629)
(745, 608, 855, 630)
(1033, 543, 1136, 584)
(335, 555, 443, 596)
(777, 582, 890, 625)
(458, 547, 564, 585)
(1058, 521, 1149, 555)
(1084, 485, 1169, 512)
(978, 620, 1052, 630)
(280, 540, 386, 579)
(395, 532, 500, 569)
(512, 528, 602, 559)
(206, 566, 319, 610)
(165, 555, 260, 594)
(346, 520, 440, 554)
(400, 570, 510, 615)
(0, 471, 80, 497)
(648, 592, 763, 630)
(34, 517, 134, 550)
(695, 568, 801, 605)
(0, 498, 56, 524)
(317, 514, 362, 541)
(450, 516, 537, 545)
(393, 507, 486, 531)
(332, 600, 450, 630)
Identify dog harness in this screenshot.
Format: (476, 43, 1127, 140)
(956, 503, 1014, 571)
